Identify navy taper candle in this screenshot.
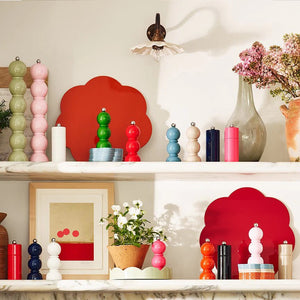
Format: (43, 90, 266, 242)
(206, 127, 220, 161)
(217, 241, 231, 279)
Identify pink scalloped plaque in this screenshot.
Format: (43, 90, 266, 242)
(56, 76, 152, 161)
(200, 187, 295, 279)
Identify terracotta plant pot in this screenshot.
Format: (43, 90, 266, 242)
(108, 244, 149, 270)
(280, 98, 300, 161)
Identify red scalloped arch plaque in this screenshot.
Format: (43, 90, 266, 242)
(199, 187, 295, 279)
(56, 76, 152, 161)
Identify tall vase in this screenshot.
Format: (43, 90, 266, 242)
(280, 97, 300, 162)
(226, 76, 266, 161)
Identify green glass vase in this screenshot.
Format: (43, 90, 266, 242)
(226, 76, 266, 161)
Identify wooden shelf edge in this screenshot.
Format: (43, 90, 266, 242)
(0, 279, 300, 293)
(0, 161, 299, 181)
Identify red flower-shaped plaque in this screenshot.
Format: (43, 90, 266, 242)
(56, 76, 152, 161)
(200, 187, 295, 279)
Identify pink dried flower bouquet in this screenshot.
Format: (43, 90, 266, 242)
(233, 33, 300, 103)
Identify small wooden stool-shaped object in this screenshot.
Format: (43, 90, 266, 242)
(200, 238, 216, 279)
(185, 122, 201, 162)
(166, 123, 181, 162)
(8, 57, 28, 161)
(125, 121, 141, 161)
(151, 239, 166, 270)
(30, 59, 49, 162)
(97, 108, 111, 148)
(248, 223, 264, 264)
(27, 239, 42, 280)
(46, 238, 62, 280)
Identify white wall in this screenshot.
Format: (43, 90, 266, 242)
(0, 0, 299, 278)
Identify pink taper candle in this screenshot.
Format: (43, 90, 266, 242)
(30, 59, 48, 162)
(224, 125, 239, 162)
(151, 240, 166, 270)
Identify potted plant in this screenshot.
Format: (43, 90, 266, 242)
(100, 200, 167, 270)
(232, 33, 300, 161)
(0, 100, 11, 132)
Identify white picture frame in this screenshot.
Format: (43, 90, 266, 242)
(29, 182, 114, 279)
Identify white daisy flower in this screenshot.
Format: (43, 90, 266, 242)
(132, 200, 143, 207)
(129, 207, 140, 219)
(112, 205, 121, 211)
(117, 216, 127, 228)
(127, 225, 135, 232)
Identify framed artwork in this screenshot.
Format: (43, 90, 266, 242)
(29, 182, 114, 279)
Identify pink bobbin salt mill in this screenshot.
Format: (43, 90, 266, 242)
(125, 121, 141, 161)
(151, 239, 166, 270)
(30, 59, 48, 162)
(248, 223, 264, 264)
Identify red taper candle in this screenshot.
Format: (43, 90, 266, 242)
(8, 240, 22, 279)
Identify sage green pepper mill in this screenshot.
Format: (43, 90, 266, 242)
(8, 57, 28, 161)
(96, 107, 111, 148)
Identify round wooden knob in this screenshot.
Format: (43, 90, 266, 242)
(249, 223, 263, 240)
(152, 239, 166, 254)
(28, 239, 42, 256)
(126, 121, 140, 139)
(186, 122, 200, 139)
(30, 60, 48, 81)
(9, 58, 27, 78)
(47, 239, 61, 256)
(166, 125, 180, 140)
(201, 240, 215, 256)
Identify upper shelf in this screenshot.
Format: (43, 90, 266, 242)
(0, 161, 300, 181)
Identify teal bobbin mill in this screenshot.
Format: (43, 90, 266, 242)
(166, 123, 181, 162)
(8, 57, 28, 161)
(97, 108, 111, 148)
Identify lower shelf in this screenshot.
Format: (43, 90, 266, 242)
(0, 279, 300, 293)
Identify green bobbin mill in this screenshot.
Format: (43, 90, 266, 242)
(8, 57, 28, 161)
(97, 107, 111, 148)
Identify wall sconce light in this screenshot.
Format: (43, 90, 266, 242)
(131, 13, 184, 61)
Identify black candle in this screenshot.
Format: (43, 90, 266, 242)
(206, 127, 220, 161)
(217, 241, 231, 279)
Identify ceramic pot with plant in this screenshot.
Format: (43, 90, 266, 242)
(233, 33, 300, 161)
(100, 200, 167, 270)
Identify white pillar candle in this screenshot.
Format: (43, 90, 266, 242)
(51, 124, 66, 162)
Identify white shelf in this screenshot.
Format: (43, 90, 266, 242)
(0, 279, 300, 292)
(0, 161, 299, 181)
